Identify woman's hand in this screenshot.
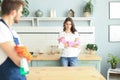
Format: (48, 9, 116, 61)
(64, 42, 69, 48)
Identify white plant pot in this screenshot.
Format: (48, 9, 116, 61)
(84, 12, 91, 17)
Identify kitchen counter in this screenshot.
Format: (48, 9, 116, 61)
(26, 66, 106, 80)
(30, 54, 102, 72)
(32, 53, 101, 61)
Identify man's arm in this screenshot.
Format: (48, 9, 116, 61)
(0, 41, 21, 67)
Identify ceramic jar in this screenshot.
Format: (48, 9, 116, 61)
(35, 9, 43, 17)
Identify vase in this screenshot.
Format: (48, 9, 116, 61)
(35, 9, 43, 17)
(50, 9, 56, 18)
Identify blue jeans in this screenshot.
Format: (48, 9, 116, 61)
(60, 57, 78, 66)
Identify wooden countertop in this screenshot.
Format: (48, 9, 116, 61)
(26, 66, 105, 80)
(32, 54, 101, 61)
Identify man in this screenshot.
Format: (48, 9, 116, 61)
(0, 0, 27, 79)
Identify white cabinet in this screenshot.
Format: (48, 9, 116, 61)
(19, 17, 92, 26)
(107, 68, 120, 80)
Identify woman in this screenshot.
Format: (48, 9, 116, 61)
(58, 17, 80, 66)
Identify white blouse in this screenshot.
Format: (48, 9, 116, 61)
(58, 31, 80, 57)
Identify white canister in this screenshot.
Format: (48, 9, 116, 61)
(50, 9, 56, 18)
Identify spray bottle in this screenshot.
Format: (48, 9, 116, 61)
(20, 57, 29, 75)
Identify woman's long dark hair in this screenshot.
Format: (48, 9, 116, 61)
(63, 17, 77, 34)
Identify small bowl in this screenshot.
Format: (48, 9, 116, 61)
(32, 53, 38, 57)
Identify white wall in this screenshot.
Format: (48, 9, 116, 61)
(13, 26, 95, 54)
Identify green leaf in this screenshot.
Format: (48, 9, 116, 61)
(86, 43, 98, 51)
(22, 0, 29, 17)
(83, 0, 93, 14)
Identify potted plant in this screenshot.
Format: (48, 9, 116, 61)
(83, 0, 93, 17)
(107, 53, 120, 69)
(22, 0, 29, 17)
(0, 0, 1, 4)
(86, 43, 98, 54)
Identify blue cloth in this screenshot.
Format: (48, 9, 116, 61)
(14, 37, 20, 45)
(0, 19, 26, 80)
(60, 57, 78, 66)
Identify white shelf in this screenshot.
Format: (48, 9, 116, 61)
(20, 17, 92, 26)
(107, 68, 120, 80)
(36, 17, 92, 20)
(36, 17, 92, 26)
